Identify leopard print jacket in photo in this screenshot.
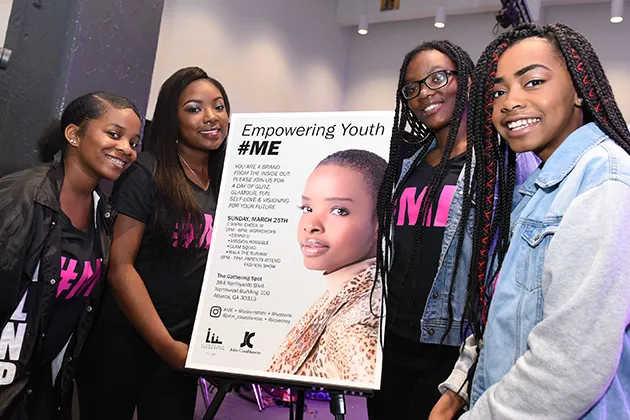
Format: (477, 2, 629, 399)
(266, 263, 381, 383)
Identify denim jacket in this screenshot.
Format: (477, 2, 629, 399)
(464, 123, 630, 419)
(392, 145, 538, 346)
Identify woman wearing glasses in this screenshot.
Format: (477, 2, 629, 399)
(368, 40, 474, 419)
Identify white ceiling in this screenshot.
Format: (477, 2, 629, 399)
(335, 0, 617, 26)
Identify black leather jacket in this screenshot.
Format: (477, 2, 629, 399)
(0, 154, 114, 419)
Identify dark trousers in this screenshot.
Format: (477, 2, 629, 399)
(75, 320, 197, 420)
(367, 332, 460, 420)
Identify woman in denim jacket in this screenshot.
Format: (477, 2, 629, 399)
(434, 23, 630, 420)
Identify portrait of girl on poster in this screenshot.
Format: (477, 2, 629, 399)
(266, 149, 386, 383)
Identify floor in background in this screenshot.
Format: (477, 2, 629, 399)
(194, 385, 369, 420)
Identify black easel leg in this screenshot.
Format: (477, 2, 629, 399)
(295, 390, 305, 420)
(202, 380, 233, 420)
(329, 392, 346, 420)
(288, 389, 295, 420)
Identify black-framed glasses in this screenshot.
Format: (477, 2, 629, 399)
(401, 70, 458, 100)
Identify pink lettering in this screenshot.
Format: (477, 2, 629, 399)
(396, 186, 457, 227)
(397, 187, 428, 226)
(57, 257, 78, 298)
(83, 259, 102, 297)
(66, 259, 102, 299)
(433, 186, 456, 227)
(198, 214, 214, 249)
(172, 213, 214, 249)
(172, 222, 195, 248)
(172, 225, 179, 247)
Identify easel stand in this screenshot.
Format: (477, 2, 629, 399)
(329, 392, 347, 420)
(202, 379, 357, 420)
(202, 380, 233, 420)
(291, 390, 346, 420)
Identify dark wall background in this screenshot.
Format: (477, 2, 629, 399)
(0, 0, 164, 177)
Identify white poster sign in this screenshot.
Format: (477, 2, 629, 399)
(186, 111, 393, 391)
(0, 0, 13, 47)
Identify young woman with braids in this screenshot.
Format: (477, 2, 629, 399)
(366, 40, 477, 419)
(432, 23, 630, 420)
(76, 67, 230, 419)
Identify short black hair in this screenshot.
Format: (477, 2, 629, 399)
(317, 149, 387, 207)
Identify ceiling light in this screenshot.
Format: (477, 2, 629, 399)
(611, 0, 624, 23)
(435, 6, 446, 28)
(358, 14, 368, 35)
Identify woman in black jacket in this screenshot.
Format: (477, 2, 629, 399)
(0, 92, 141, 420)
(77, 67, 230, 420)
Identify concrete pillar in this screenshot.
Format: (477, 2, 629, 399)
(0, 0, 164, 176)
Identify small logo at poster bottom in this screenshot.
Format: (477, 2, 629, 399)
(210, 306, 222, 318)
(240, 331, 256, 349)
(205, 328, 223, 345)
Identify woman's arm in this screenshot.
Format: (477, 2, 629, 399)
(437, 334, 477, 403)
(108, 214, 188, 369)
(429, 390, 467, 420)
(428, 334, 477, 419)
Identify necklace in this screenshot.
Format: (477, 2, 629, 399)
(179, 154, 209, 191)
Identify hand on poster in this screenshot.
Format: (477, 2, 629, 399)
(187, 111, 393, 391)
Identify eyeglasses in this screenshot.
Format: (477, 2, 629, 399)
(401, 70, 458, 100)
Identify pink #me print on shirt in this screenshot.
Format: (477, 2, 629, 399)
(57, 257, 102, 299)
(171, 213, 214, 249)
(394, 185, 456, 227)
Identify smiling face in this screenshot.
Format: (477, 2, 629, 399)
(404, 50, 459, 133)
(492, 37, 583, 161)
(177, 79, 229, 152)
(297, 164, 378, 274)
(67, 105, 141, 181)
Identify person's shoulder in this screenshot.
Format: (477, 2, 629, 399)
(130, 151, 156, 175)
(362, 263, 377, 278)
(578, 136, 630, 190)
(346, 261, 379, 295)
(0, 165, 54, 242)
(0, 164, 51, 203)
(0, 164, 49, 186)
(136, 150, 156, 168)
(600, 138, 630, 180)
(334, 278, 381, 327)
(114, 151, 155, 190)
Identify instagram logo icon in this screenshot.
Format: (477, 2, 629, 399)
(209, 306, 222, 318)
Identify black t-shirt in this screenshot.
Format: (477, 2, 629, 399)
(42, 207, 102, 364)
(387, 153, 465, 341)
(100, 152, 217, 343)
